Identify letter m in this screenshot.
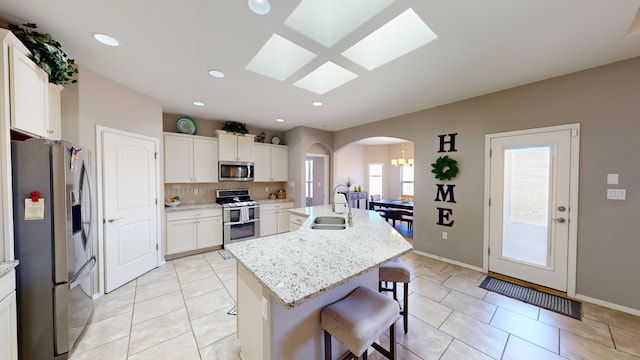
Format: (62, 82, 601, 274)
(434, 184, 456, 203)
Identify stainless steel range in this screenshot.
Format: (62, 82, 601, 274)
(216, 189, 260, 245)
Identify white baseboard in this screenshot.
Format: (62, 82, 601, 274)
(412, 250, 640, 317)
(576, 294, 640, 317)
(412, 249, 484, 273)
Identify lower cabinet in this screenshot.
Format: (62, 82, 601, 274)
(0, 271, 17, 360)
(260, 202, 293, 237)
(166, 208, 222, 257)
(289, 213, 309, 232)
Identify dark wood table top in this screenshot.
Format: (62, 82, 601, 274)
(369, 199, 414, 211)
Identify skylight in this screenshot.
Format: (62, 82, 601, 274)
(246, 34, 317, 81)
(293, 61, 358, 94)
(342, 8, 437, 71)
(284, 0, 394, 48)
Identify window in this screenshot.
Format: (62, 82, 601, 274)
(401, 166, 414, 196)
(305, 159, 313, 198)
(368, 163, 383, 197)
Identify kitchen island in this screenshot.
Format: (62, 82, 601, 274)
(225, 205, 412, 360)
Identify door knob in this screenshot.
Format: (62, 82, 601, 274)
(107, 217, 123, 223)
(557, 206, 567, 212)
(553, 217, 566, 223)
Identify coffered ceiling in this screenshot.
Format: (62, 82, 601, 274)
(1, 0, 639, 132)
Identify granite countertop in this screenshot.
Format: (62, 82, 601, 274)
(0, 260, 19, 278)
(164, 203, 222, 212)
(226, 205, 412, 308)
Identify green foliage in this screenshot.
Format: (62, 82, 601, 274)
(431, 155, 459, 181)
(221, 121, 249, 135)
(8, 23, 78, 85)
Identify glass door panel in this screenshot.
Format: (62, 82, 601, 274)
(501, 146, 551, 267)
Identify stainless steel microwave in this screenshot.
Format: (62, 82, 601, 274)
(219, 161, 254, 182)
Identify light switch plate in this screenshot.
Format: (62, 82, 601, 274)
(607, 189, 626, 200)
(607, 174, 619, 185)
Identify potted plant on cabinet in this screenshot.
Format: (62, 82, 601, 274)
(8, 23, 78, 84)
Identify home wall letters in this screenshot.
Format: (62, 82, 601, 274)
(433, 133, 458, 227)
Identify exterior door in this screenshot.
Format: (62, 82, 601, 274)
(488, 126, 578, 292)
(102, 130, 158, 292)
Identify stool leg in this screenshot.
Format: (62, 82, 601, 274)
(392, 282, 398, 301)
(362, 349, 368, 359)
(403, 282, 409, 334)
(324, 330, 331, 360)
(390, 322, 396, 360)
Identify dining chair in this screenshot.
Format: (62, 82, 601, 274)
(369, 195, 388, 218)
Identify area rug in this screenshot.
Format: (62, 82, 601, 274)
(219, 249, 234, 260)
(479, 276, 581, 320)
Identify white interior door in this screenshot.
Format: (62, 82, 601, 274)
(488, 127, 577, 291)
(102, 130, 158, 292)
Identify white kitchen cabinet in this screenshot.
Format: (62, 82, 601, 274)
(216, 130, 255, 161)
(164, 133, 218, 183)
(254, 143, 288, 182)
(260, 202, 293, 237)
(289, 213, 308, 232)
(0, 271, 18, 360)
(166, 208, 222, 257)
(45, 84, 63, 140)
(8, 44, 49, 138)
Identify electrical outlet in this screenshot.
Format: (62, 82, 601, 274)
(265, 186, 269, 192)
(193, 188, 199, 195)
(442, 232, 448, 240)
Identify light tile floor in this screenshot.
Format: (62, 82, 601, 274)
(69, 250, 640, 360)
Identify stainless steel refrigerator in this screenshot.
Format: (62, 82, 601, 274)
(11, 139, 96, 360)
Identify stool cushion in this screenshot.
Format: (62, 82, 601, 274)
(321, 286, 400, 356)
(379, 260, 410, 283)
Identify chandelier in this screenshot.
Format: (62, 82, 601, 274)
(391, 149, 414, 167)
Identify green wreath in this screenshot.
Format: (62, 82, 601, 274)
(431, 155, 459, 181)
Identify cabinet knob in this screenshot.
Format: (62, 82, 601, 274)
(47, 130, 54, 134)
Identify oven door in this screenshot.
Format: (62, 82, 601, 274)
(224, 219, 260, 244)
(224, 205, 259, 223)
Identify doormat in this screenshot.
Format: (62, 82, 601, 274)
(219, 249, 234, 260)
(479, 276, 581, 320)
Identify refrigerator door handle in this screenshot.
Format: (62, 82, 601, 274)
(69, 256, 96, 289)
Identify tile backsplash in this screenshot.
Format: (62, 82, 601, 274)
(164, 182, 294, 204)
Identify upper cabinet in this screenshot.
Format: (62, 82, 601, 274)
(45, 84, 63, 140)
(254, 143, 288, 182)
(8, 45, 49, 138)
(216, 130, 255, 162)
(164, 133, 218, 183)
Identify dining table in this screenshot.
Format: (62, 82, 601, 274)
(369, 198, 414, 211)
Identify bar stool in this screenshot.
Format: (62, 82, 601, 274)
(379, 260, 410, 333)
(321, 286, 400, 360)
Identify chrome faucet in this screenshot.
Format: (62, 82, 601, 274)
(332, 184, 353, 227)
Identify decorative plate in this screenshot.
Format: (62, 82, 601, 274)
(176, 116, 197, 135)
(271, 136, 281, 145)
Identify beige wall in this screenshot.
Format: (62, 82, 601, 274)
(284, 126, 333, 208)
(61, 66, 164, 293)
(334, 57, 640, 311)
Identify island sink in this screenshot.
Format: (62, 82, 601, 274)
(313, 216, 345, 225)
(310, 216, 347, 230)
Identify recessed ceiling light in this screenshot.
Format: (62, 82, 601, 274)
(312, 101, 323, 107)
(294, 61, 358, 94)
(192, 101, 205, 107)
(342, 8, 438, 71)
(92, 33, 119, 47)
(246, 34, 317, 81)
(276, 118, 285, 123)
(208, 69, 225, 78)
(248, 0, 271, 15)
